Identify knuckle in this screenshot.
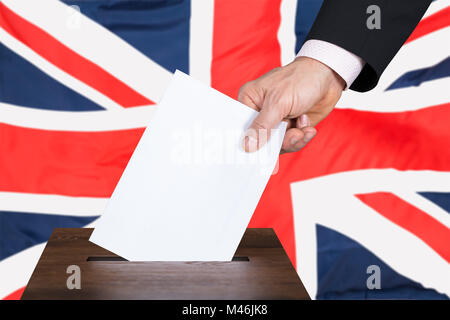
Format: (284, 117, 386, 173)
(252, 118, 269, 131)
(265, 93, 290, 115)
(239, 81, 255, 94)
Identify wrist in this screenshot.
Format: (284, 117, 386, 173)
(293, 56, 346, 91)
(296, 39, 365, 89)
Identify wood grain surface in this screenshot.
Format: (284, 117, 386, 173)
(22, 228, 310, 300)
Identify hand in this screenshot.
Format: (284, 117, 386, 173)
(238, 56, 346, 153)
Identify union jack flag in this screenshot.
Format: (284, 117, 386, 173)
(0, 0, 449, 300)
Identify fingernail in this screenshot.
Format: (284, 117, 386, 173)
(299, 114, 310, 128)
(304, 131, 316, 143)
(244, 129, 258, 152)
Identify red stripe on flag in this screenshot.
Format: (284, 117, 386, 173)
(254, 103, 450, 267)
(2, 287, 24, 300)
(210, 0, 299, 267)
(0, 3, 153, 108)
(406, 7, 450, 44)
(356, 192, 450, 263)
(1, 106, 449, 266)
(211, 0, 282, 99)
(0, 123, 144, 197)
(268, 103, 450, 185)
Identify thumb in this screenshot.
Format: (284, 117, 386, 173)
(243, 105, 284, 153)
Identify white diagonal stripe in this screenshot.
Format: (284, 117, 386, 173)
(0, 219, 98, 300)
(0, 28, 122, 110)
(0, 243, 46, 299)
(291, 169, 450, 298)
(423, 0, 449, 18)
(2, 0, 173, 104)
(395, 190, 450, 229)
(337, 27, 450, 112)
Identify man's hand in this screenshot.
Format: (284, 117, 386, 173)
(238, 56, 346, 153)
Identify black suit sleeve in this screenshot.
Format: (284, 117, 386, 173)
(305, 0, 432, 92)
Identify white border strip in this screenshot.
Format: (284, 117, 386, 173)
(278, 0, 298, 66)
(337, 77, 450, 112)
(0, 192, 108, 216)
(2, 0, 173, 103)
(189, 0, 214, 85)
(0, 102, 156, 131)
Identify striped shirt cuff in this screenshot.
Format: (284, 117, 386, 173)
(297, 39, 365, 89)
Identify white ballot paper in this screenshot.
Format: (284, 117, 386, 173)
(90, 70, 287, 261)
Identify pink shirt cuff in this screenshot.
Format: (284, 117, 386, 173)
(297, 39, 365, 89)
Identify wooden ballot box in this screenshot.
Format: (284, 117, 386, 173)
(22, 228, 310, 300)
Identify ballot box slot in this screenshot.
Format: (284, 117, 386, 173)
(87, 256, 128, 262)
(232, 256, 249, 262)
(23, 229, 310, 300)
(86, 256, 249, 262)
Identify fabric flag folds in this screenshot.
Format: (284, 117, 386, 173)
(0, 0, 449, 300)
